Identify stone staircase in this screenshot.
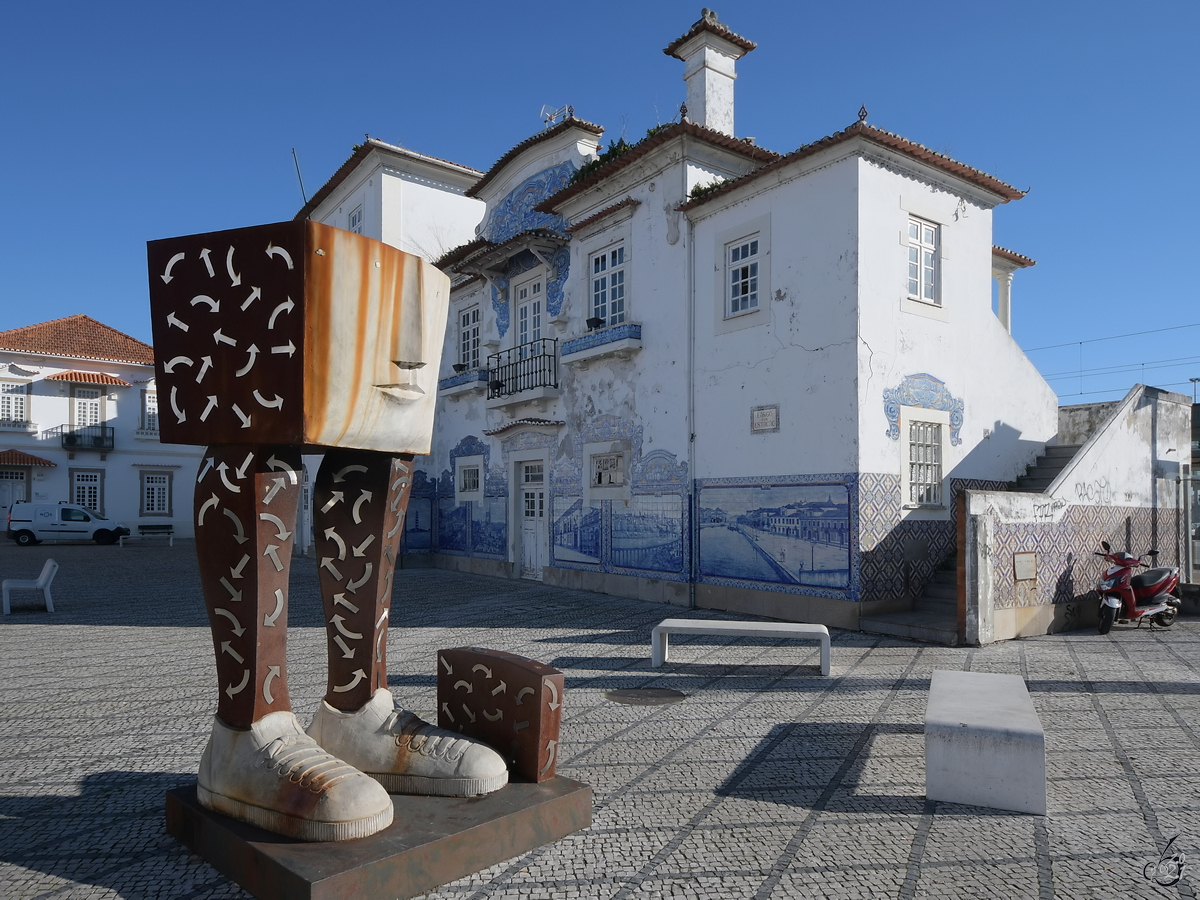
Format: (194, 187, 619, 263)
(1013, 444, 1082, 493)
(858, 443, 1084, 645)
(859, 554, 960, 645)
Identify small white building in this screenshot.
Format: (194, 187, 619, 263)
(0, 315, 204, 537)
(298, 11, 1183, 638)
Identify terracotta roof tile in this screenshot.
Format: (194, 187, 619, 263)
(436, 228, 567, 274)
(677, 121, 1026, 211)
(483, 418, 565, 436)
(0, 449, 56, 467)
(535, 121, 779, 214)
(992, 245, 1036, 268)
(466, 116, 605, 199)
(45, 370, 132, 387)
(294, 138, 482, 222)
(663, 11, 756, 58)
(0, 315, 154, 365)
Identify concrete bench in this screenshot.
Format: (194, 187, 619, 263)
(120, 524, 175, 547)
(925, 669, 1046, 815)
(3, 558, 58, 615)
(651, 618, 830, 675)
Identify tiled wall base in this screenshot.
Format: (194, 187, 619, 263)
(542, 566, 691, 607)
(431, 553, 513, 580)
(695, 584, 863, 631)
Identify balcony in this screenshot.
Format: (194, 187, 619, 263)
(486, 339, 560, 410)
(0, 419, 37, 434)
(47, 424, 115, 451)
(561, 322, 642, 366)
(438, 366, 489, 399)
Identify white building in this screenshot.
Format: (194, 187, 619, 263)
(0, 315, 204, 537)
(299, 11, 1184, 638)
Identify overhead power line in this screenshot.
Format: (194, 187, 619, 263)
(1025, 322, 1200, 353)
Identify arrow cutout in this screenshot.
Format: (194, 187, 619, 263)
(197, 457, 214, 483)
(324, 527, 346, 560)
(441, 703, 456, 724)
(195, 356, 213, 383)
(164, 356, 193, 373)
(321, 491, 344, 514)
(483, 709, 502, 722)
(321, 558, 343, 581)
(454, 680, 473, 694)
(264, 545, 284, 572)
(213, 328, 236, 347)
(253, 389, 283, 410)
(161, 251, 184, 283)
(515, 687, 535, 706)
(232, 404, 251, 428)
(440, 655, 453, 675)
(235, 451, 255, 479)
(226, 669, 250, 698)
(235, 344, 259, 377)
(334, 635, 355, 659)
(230, 554, 250, 579)
(267, 455, 297, 484)
(170, 386, 186, 424)
(547, 680, 560, 711)
(217, 461, 238, 491)
(491, 681, 507, 696)
(352, 534, 375, 557)
(191, 295, 219, 312)
(263, 476, 286, 505)
(219, 577, 242, 602)
(271, 341, 296, 357)
(352, 489, 373, 524)
(266, 242, 294, 269)
(263, 589, 284, 626)
(199, 248, 214, 277)
(263, 666, 280, 704)
(200, 396, 218, 422)
(334, 464, 368, 483)
(226, 246, 240, 286)
(472, 664, 493, 679)
(332, 592, 359, 613)
(331, 615, 362, 640)
(345, 562, 373, 594)
(260, 513, 292, 541)
(166, 312, 189, 332)
(220, 641, 243, 664)
(462, 705, 476, 724)
(215, 607, 244, 636)
(540, 740, 558, 776)
(268, 297, 294, 330)
(223, 508, 247, 544)
(240, 286, 261, 311)
(333, 670, 366, 693)
(197, 493, 219, 526)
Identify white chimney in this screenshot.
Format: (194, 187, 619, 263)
(664, 9, 755, 136)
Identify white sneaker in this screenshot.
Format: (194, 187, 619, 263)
(308, 689, 509, 797)
(198, 711, 393, 841)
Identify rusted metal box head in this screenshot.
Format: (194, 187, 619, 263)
(147, 221, 449, 452)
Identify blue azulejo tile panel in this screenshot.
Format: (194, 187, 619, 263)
(438, 369, 488, 391)
(437, 497, 467, 552)
(471, 497, 507, 555)
(698, 483, 851, 588)
(561, 322, 643, 357)
(552, 496, 600, 565)
(403, 497, 433, 551)
(612, 494, 684, 573)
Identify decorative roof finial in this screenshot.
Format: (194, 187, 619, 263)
(858, 105, 868, 123)
(679, 102, 689, 122)
(702, 8, 717, 22)
(567, 105, 574, 118)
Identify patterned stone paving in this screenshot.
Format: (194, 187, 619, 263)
(0, 541, 1197, 899)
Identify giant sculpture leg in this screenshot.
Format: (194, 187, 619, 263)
(192, 444, 393, 841)
(306, 450, 508, 797)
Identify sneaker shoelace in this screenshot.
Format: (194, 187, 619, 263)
(388, 710, 469, 761)
(264, 734, 360, 791)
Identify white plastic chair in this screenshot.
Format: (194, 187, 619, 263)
(2, 558, 58, 615)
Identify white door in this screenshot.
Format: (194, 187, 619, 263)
(516, 279, 543, 353)
(73, 471, 101, 512)
(0, 471, 25, 522)
(520, 462, 546, 581)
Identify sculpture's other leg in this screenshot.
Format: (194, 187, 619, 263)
(193, 444, 392, 841)
(307, 449, 508, 797)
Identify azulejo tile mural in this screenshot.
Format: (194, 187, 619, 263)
(883, 373, 964, 446)
(697, 476, 855, 598)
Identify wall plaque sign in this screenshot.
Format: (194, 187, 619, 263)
(750, 405, 779, 434)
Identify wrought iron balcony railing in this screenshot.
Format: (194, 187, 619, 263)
(46, 424, 115, 451)
(487, 338, 558, 399)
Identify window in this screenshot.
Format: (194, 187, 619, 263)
(523, 462, 544, 484)
(349, 205, 363, 234)
(726, 237, 759, 316)
(593, 453, 624, 486)
(459, 465, 479, 494)
(459, 306, 480, 369)
(74, 388, 101, 428)
(142, 391, 159, 432)
(72, 470, 102, 513)
(907, 217, 939, 305)
(61, 507, 91, 522)
(141, 471, 171, 515)
(0, 382, 28, 422)
(516, 278, 542, 351)
(591, 244, 626, 326)
(908, 421, 943, 505)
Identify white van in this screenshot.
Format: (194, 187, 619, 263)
(6, 502, 130, 546)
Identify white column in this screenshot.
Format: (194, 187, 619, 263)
(996, 272, 1013, 334)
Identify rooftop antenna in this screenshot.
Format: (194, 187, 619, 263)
(1190, 377, 1199, 403)
(291, 148, 308, 205)
(540, 104, 573, 127)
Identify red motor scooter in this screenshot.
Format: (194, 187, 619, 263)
(1093, 541, 1181, 634)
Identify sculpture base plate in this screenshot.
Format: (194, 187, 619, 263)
(166, 778, 592, 900)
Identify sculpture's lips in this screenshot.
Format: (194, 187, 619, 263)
(375, 383, 425, 400)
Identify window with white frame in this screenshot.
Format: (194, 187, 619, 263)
(592, 453, 624, 486)
(907, 420, 943, 505)
(591, 243, 626, 326)
(72, 470, 102, 513)
(459, 465, 480, 494)
(349, 205, 363, 235)
(726, 236, 759, 316)
(142, 390, 159, 432)
(141, 471, 171, 516)
(459, 306, 480, 369)
(907, 217, 940, 305)
(516, 278, 542, 350)
(0, 381, 28, 423)
(74, 388, 101, 428)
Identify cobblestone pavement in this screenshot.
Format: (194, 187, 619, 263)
(1, 541, 1198, 899)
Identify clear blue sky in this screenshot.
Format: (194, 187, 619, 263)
(3, 1, 1196, 402)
